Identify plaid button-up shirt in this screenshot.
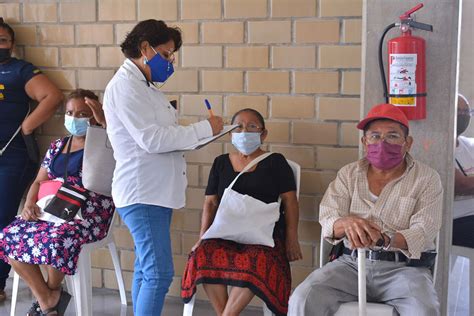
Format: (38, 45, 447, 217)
(320, 153, 443, 259)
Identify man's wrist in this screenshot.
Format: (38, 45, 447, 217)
(383, 232, 396, 250)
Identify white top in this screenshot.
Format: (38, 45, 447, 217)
(103, 59, 212, 209)
(368, 191, 379, 203)
(454, 136, 474, 219)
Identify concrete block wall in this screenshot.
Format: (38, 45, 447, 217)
(0, 0, 363, 305)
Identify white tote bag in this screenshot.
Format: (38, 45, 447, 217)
(201, 152, 280, 247)
(82, 126, 115, 196)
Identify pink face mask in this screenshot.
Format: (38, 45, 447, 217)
(366, 141, 405, 170)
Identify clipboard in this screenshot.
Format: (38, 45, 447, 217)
(180, 124, 239, 151)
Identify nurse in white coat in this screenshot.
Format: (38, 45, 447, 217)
(103, 20, 223, 316)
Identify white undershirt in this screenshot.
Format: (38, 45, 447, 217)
(369, 191, 379, 203)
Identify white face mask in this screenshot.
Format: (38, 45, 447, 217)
(231, 132, 261, 155)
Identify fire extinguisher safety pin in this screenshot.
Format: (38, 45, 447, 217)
(401, 20, 433, 32)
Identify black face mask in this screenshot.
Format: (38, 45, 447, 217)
(457, 114, 471, 136)
(0, 48, 11, 63)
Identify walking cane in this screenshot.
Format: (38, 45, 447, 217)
(358, 248, 367, 316)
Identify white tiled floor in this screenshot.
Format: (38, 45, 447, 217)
(0, 278, 262, 316)
(3, 267, 471, 316)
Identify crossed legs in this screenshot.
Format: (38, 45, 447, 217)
(10, 259, 65, 314)
(203, 283, 255, 316)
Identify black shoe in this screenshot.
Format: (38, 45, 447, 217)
(40, 290, 71, 316)
(0, 289, 6, 303)
(27, 301, 41, 316)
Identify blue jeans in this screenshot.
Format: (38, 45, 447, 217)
(0, 144, 37, 290)
(117, 204, 174, 316)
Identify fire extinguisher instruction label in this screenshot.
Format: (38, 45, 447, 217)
(389, 53, 417, 107)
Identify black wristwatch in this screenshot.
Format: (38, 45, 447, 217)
(383, 232, 396, 251)
(375, 236, 385, 247)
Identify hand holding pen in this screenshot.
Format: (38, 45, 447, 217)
(205, 99, 224, 135)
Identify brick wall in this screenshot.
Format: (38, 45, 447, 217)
(0, 0, 362, 305)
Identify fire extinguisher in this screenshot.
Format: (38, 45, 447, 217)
(378, 3, 433, 120)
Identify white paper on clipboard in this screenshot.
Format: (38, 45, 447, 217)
(180, 124, 239, 151)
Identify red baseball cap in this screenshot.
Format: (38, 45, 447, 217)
(357, 103, 409, 130)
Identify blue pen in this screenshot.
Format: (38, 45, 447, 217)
(204, 99, 214, 117)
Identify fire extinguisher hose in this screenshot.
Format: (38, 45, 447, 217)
(378, 23, 397, 103)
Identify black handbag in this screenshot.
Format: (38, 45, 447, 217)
(43, 136, 88, 221)
(0, 107, 40, 163)
(21, 130, 40, 163)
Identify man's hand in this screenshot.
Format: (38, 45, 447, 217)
(334, 216, 381, 249)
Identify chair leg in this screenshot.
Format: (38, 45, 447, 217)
(72, 250, 93, 316)
(10, 272, 20, 316)
(108, 241, 127, 305)
(183, 295, 196, 316)
(65, 276, 75, 302)
(470, 257, 474, 316)
(262, 303, 274, 316)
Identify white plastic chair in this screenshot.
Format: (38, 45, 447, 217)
(10, 211, 127, 316)
(183, 159, 301, 316)
(319, 239, 396, 316)
(451, 245, 474, 316)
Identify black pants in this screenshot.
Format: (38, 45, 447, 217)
(453, 215, 474, 248)
(0, 144, 37, 290)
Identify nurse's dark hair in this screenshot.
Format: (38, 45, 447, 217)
(120, 20, 182, 59)
(0, 18, 15, 43)
(65, 89, 99, 104)
(231, 108, 266, 130)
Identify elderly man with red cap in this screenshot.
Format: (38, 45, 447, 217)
(289, 103, 443, 316)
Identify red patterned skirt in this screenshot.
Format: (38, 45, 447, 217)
(181, 238, 291, 316)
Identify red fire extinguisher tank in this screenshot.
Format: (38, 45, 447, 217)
(388, 29, 427, 120)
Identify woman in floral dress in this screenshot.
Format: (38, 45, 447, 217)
(0, 89, 114, 316)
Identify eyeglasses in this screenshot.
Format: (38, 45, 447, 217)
(152, 46, 175, 63)
(365, 132, 405, 144)
(458, 109, 474, 116)
(233, 123, 263, 133)
(0, 38, 12, 45)
(161, 49, 175, 63)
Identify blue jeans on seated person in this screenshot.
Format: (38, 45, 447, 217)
(117, 204, 174, 316)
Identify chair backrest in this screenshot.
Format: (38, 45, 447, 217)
(286, 159, 300, 201)
(104, 210, 119, 240)
(320, 232, 333, 267)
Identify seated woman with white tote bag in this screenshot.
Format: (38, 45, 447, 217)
(181, 108, 302, 316)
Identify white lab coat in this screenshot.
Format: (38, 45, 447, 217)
(103, 59, 212, 209)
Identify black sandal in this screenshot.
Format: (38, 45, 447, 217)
(27, 301, 41, 316)
(40, 290, 71, 316)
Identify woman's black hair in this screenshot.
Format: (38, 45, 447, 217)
(231, 108, 266, 130)
(66, 89, 99, 104)
(120, 20, 182, 59)
(0, 18, 15, 43)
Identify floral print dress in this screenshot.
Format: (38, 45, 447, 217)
(0, 137, 115, 275)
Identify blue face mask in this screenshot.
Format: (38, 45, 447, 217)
(144, 47, 174, 83)
(64, 115, 89, 136)
(231, 132, 262, 155)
